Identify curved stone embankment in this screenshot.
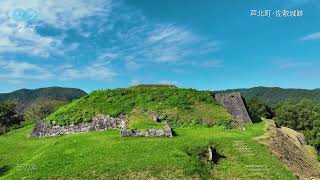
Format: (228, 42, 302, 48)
(30, 114, 173, 138)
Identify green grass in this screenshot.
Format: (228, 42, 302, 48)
(0, 120, 296, 179)
(46, 85, 234, 127)
(127, 110, 164, 130)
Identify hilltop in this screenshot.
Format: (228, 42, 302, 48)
(46, 84, 234, 127)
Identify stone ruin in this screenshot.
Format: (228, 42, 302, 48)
(120, 122, 173, 137)
(214, 92, 252, 123)
(30, 114, 173, 138)
(30, 115, 126, 137)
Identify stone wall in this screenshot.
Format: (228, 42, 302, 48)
(215, 92, 252, 123)
(30, 114, 173, 138)
(30, 115, 126, 137)
(120, 122, 173, 137)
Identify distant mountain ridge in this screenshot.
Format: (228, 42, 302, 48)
(216, 87, 320, 106)
(0, 87, 87, 111)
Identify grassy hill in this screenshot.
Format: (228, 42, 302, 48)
(0, 87, 87, 112)
(216, 87, 320, 106)
(0, 120, 296, 179)
(46, 85, 234, 127)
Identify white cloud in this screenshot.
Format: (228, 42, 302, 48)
(130, 79, 139, 86)
(0, 59, 117, 84)
(0, 0, 111, 57)
(158, 80, 177, 85)
(0, 0, 222, 84)
(177, 59, 224, 68)
(301, 32, 320, 41)
(0, 59, 52, 83)
(125, 60, 142, 71)
(0, 0, 110, 28)
(98, 12, 220, 64)
(147, 24, 199, 44)
(58, 62, 116, 81)
(142, 24, 217, 63)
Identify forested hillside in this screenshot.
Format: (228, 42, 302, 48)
(217, 87, 320, 106)
(0, 87, 87, 135)
(0, 87, 87, 111)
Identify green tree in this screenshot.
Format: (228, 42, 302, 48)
(23, 99, 65, 124)
(0, 101, 23, 134)
(246, 97, 274, 123)
(274, 99, 320, 156)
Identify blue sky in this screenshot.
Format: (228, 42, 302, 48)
(0, 0, 319, 93)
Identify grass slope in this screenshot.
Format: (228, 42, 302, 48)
(0, 120, 296, 179)
(127, 109, 164, 130)
(47, 85, 233, 127)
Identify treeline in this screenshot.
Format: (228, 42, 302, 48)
(0, 87, 86, 113)
(0, 99, 65, 135)
(274, 99, 320, 155)
(0, 87, 87, 134)
(246, 97, 320, 157)
(218, 87, 320, 107)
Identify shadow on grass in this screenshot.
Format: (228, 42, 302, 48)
(171, 129, 177, 136)
(0, 165, 12, 176)
(210, 147, 226, 164)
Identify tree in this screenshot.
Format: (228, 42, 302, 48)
(246, 97, 274, 122)
(0, 101, 23, 134)
(274, 99, 320, 156)
(23, 99, 65, 123)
